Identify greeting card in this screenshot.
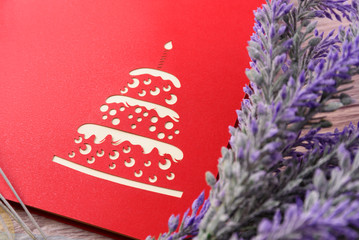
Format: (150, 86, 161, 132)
(0, 1, 262, 239)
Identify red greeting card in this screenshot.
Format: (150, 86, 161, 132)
(0, 1, 262, 239)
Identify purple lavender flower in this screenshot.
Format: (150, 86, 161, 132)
(253, 195, 359, 240)
(196, 0, 359, 238)
(150, 1, 359, 239)
(146, 192, 210, 240)
(311, 0, 354, 21)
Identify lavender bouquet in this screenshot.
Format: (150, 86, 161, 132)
(147, 0, 359, 239)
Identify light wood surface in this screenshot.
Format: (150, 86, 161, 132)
(6, 10, 359, 240)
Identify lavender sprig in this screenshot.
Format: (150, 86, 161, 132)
(306, 0, 354, 21)
(275, 123, 359, 206)
(253, 195, 359, 240)
(149, 1, 359, 239)
(197, 0, 359, 239)
(253, 145, 359, 240)
(146, 192, 209, 240)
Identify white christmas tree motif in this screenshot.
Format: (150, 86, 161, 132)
(53, 41, 184, 198)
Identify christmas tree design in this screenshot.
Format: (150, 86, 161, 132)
(52, 41, 184, 198)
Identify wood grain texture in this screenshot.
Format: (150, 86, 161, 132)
(6, 9, 359, 240)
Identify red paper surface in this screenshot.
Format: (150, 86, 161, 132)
(0, 1, 262, 239)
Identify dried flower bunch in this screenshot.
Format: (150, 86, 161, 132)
(147, 0, 359, 239)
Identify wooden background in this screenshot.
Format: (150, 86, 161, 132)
(6, 9, 359, 240)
